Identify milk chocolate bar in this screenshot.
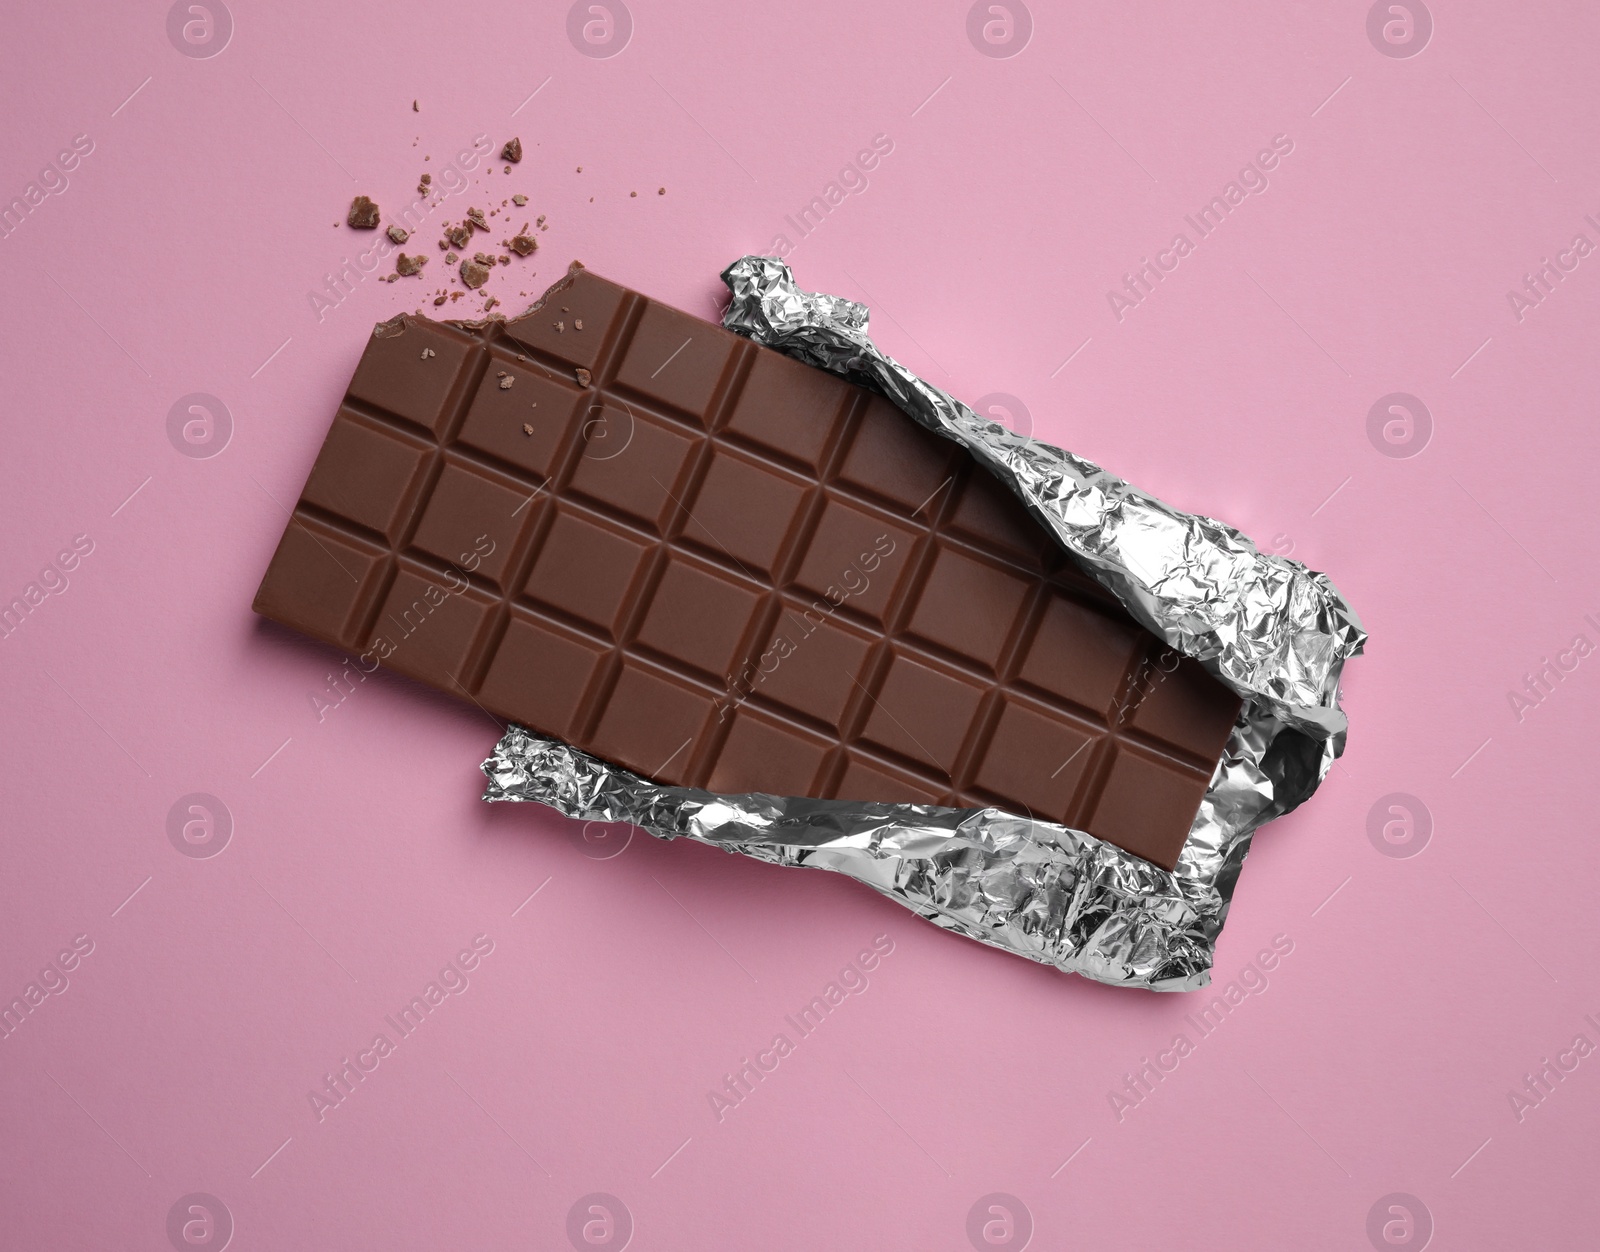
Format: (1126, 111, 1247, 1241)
(254, 263, 1241, 869)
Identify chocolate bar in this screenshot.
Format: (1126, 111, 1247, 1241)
(254, 263, 1241, 869)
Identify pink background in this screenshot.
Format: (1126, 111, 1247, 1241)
(2, 2, 1596, 1248)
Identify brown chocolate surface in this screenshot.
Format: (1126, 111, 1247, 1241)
(253, 263, 1241, 869)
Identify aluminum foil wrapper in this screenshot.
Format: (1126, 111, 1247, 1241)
(482, 257, 1365, 991)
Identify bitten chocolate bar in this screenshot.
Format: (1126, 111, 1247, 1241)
(254, 263, 1241, 869)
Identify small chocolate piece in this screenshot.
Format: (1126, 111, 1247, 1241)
(396, 253, 427, 277)
(421, 173, 432, 185)
(501, 137, 522, 163)
(445, 252, 458, 264)
(387, 225, 410, 244)
(513, 193, 528, 206)
(412, 99, 419, 112)
(460, 259, 491, 289)
(445, 222, 471, 249)
(498, 372, 514, 389)
(658, 187, 666, 195)
(574, 367, 591, 386)
(347, 196, 380, 229)
(254, 264, 1242, 869)
(466, 207, 489, 232)
(510, 230, 538, 256)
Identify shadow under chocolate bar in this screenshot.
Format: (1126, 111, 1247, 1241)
(254, 262, 1241, 870)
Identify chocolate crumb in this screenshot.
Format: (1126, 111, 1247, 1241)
(387, 224, 409, 244)
(630, 191, 637, 197)
(445, 252, 458, 264)
(522, 423, 535, 436)
(347, 196, 380, 229)
(536, 214, 547, 227)
(445, 222, 471, 249)
(574, 319, 583, 330)
(658, 187, 666, 195)
(460, 259, 491, 289)
(498, 373, 514, 390)
(420, 348, 436, 360)
(502, 138, 522, 163)
(555, 321, 564, 333)
(575, 368, 592, 386)
(433, 295, 447, 306)
(466, 207, 488, 232)
(421, 173, 432, 185)
(396, 253, 427, 277)
(484, 296, 498, 311)
(450, 291, 462, 301)
(512, 193, 528, 206)
(576, 166, 582, 173)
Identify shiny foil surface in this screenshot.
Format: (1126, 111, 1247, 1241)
(481, 257, 1365, 991)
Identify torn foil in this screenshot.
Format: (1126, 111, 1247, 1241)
(482, 257, 1365, 992)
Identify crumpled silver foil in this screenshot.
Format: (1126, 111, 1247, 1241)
(482, 257, 1365, 991)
